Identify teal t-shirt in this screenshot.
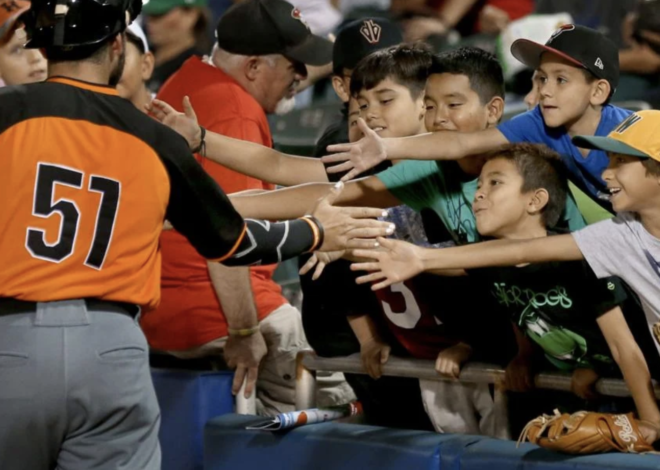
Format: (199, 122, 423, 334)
(376, 160, 586, 244)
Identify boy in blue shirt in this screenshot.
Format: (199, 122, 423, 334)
(323, 25, 630, 214)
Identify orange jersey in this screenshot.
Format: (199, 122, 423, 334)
(0, 78, 246, 309)
(141, 58, 286, 349)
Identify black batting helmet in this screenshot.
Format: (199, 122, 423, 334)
(23, 0, 141, 49)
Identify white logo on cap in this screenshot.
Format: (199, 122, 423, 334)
(360, 20, 382, 44)
(291, 7, 309, 29)
(595, 58, 604, 70)
(548, 24, 575, 43)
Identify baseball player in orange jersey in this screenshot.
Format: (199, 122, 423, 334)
(0, 0, 392, 468)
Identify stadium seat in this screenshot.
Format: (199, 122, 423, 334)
(269, 102, 343, 156)
(151, 369, 235, 470)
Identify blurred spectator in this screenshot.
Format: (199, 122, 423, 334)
(143, 0, 212, 92)
(391, 0, 532, 42)
(620, 0, 660, 75)
(337, 0, 390, 15)
(117, 22, 155, 111)
(233, 0, 343, 36)
(0, 0, 46, 87)
(533, 0, 636, 49)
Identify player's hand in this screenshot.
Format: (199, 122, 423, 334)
(360, 338, 391, 379)
(571, 368, 599, 400)
(504, 354, 535, 392)
(224, 330, 268, 398)
(436, 342, 472, 379)
(321, 118, 387, 181)
(310, 182, 395, 252)
(146, 96, 202, 151)
(299, 250, 345, 280)
(351, 237, 425, 290)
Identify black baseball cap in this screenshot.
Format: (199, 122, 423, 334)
(332, 17, 403, 75)
(511, 24, 619, 90)
(215, 0, 332, 66)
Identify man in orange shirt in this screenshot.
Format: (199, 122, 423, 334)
(140, 0, 353, 414)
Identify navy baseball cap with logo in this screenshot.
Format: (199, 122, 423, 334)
(215, 0, 332, 66)
(332, 17, 403, 75)
(511, 24, 620, 91)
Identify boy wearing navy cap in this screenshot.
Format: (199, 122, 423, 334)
(312, 18, 403, 169)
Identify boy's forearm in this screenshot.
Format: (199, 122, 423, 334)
(230, 177, 396, 220)
(617, 347, 660, 424)
(348, 314, 382, 345)
(230, 183, 334, 219)
(418, 234, 583, 271)
(384, 128, 507, 162)
(205, 133, 328, 186)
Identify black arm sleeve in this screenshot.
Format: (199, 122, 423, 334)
(223, 218, 315, 266)
(159, 128, 318, 265)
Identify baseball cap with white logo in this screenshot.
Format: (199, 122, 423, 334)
(332, 17, 402, 75)
(511, 24, 620, 91)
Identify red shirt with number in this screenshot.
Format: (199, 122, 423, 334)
(374, 278, 458, 360)
(140, 57, 287, 351)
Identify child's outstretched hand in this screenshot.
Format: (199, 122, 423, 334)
(322, 118, 387, 182)
(146, 96, 200, 150)
(436, 342, 473, 379)
(351, 237, 424, 290)
(299, 250, 345, 280)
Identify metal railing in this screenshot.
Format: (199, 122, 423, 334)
(295, 351, 660, 410)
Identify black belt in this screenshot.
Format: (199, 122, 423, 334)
(0, 298, 139, 319)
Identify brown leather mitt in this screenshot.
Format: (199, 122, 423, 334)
(518, 409, 656, 454)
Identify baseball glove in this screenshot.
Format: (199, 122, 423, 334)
(518, 409, 656, 454)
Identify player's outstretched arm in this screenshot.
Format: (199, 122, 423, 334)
(221, 182, 393, 267)
(351, 234, 584, 290)
(148, 97, 328, 186)
(320, 118, 508, 181)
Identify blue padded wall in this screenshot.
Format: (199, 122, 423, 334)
(204, 414, 482, 470)
(152, 370, 234, 470)
(204, 414, 660, 470)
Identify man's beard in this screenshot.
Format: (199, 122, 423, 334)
(274, 96, 296, 115)
(109, 47, 126, 88)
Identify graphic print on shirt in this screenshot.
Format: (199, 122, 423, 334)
(491, 282, 612, 370)
(643, 249, 660, 281)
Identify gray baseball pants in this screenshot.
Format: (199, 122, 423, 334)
(0, 299, 161, 470)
